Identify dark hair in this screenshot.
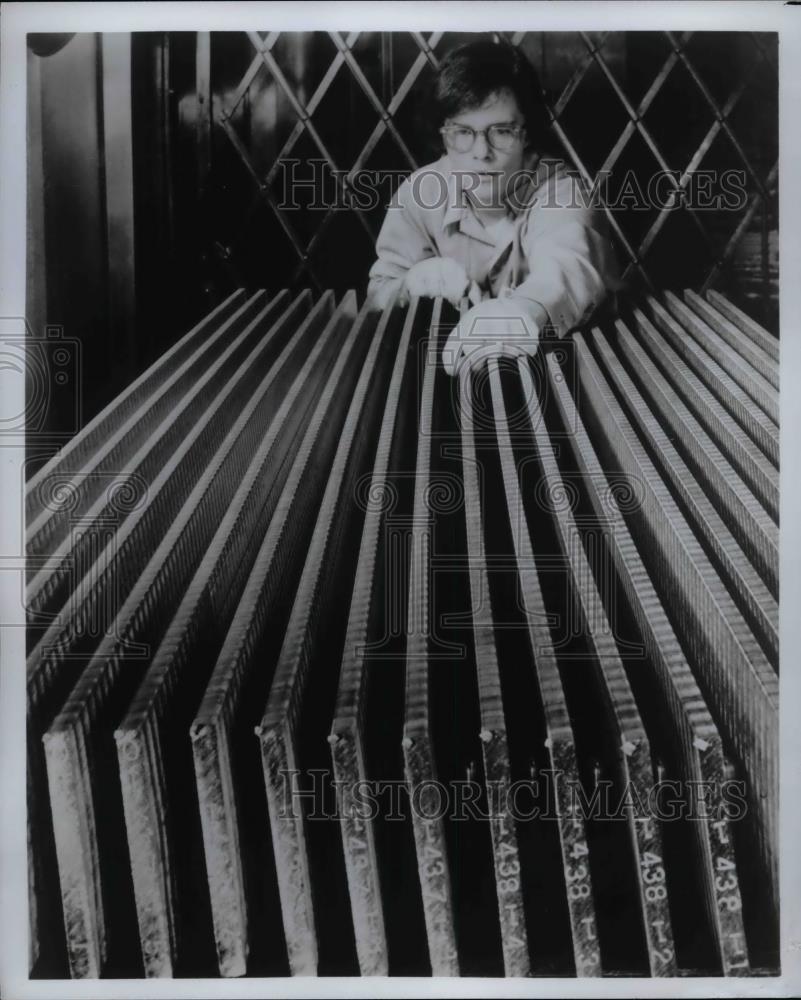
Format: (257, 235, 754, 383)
(431, 39, 555, 155)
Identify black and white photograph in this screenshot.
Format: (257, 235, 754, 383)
(1, 2, 800, 997)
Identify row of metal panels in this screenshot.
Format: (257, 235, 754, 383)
(26, 286, 779, 978)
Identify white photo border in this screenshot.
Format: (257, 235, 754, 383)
(1, 3, 799, 997)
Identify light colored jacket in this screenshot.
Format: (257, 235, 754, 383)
(367, 152, 620, 337)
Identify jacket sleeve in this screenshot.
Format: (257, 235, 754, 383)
(509, 171, 620, 338)
(366, 176, 437, 310)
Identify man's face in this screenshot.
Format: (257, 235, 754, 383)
(442, 89, 527, 210)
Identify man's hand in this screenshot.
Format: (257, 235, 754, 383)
(403, 257, 482, 308)
(441, 297, 542, 376)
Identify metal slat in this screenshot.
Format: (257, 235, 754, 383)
(705, 290, 778, 363)
(113, 293, 360, 976)
(661, 292, 778, 424)
(41, 293, 333, 977)
(646, 297, 778, 466)
(402, 298, 459, 977)
(628, 308, 778, 523)
(517, 358, 677, 977)
(597, 326, 778, 663)
(546, 353, 752, 975)
(327, 297, 423, 976)
(485, 360, 601, 977)
(255, 301, 405, 974)
(463, 362, 530, 977)
(573, 334, 778, 920)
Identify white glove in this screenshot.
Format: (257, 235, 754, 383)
(403, 257, 482, 308)
(441, 297, 542, 376)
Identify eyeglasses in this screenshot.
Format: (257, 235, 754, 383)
(440, 123, 525, 153)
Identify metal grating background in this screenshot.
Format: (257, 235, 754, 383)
(178, 31, 778, 320)
(26, 287, 779, 979)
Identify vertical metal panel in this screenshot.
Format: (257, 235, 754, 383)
(156, 33, 175, 258)
(25, 47, 48, 971)
(38, 33, 108, 427)
(196, 32, 211, 203)
(26, 48, 47, 346)
(328, 298, 422, 975)
(402, 299, 460, 977)
(101, 34, 136, 372)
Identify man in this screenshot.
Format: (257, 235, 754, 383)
(366, 39, 620, 374)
